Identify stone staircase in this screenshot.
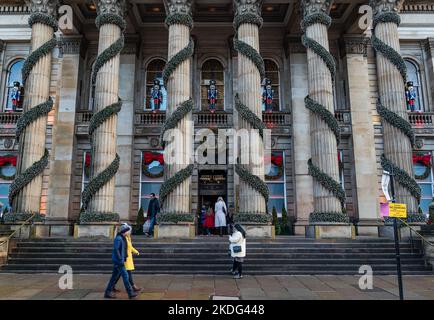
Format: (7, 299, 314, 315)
(0, 225, 12, 237)
(1, 236, 433, 275)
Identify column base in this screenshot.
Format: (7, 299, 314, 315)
(242, 223, 274, 238)
(306, 223, 355, 239)
(356, 219, 383, 237)
(294, 219, 309, 236)
(74, 223, 117, 239)
(155, 223, 195, 239)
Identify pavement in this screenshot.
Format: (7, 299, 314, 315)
(0, 274, 433, 300)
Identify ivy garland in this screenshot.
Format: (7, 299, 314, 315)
(9, 148, 49, 206)
(235, 164, 269, 203)
(162, 39, 194, 85)
(157, 212, 195, 224)
(381, 154, 421, 202)
(22, 38, 58, 86)
(234, 212, 272, 224)
(3, 212, 46, 223)
(233, 37, 265, 80)
(376, 99, 415, 147)
(28, 12, 58, 31)
(234, 94, 266, 139)
(233, 13, 263, 30)
(307, 159, 346, 209)
(165, 13, 194, 30)
(80, 13, 126, 220)
(301, 35, 336, 81)
(160, 99, 194, 147)
(309, 212, 350, 224)
(305, 95, 340, 145)
(301, 12, 331, 31)
(16, 98, 53, 140)
(159, 164, 194, 207)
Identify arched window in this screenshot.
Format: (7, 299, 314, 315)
(263, 59, 280, 111)
(144, 59, 167, 111)
(4, 59, 24, 112)
(405, 59, 423, 111)
(201, 59, 224, 111)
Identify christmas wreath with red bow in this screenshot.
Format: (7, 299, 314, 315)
(413, 152, 432, 180)
(142, 151, 164, 178)
(265, 154, 283, 180)
(84, 153, 91, 178)
(0, 155, 17, 180)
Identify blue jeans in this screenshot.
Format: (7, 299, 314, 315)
(105, 264, 133, 297)
(148, 216, 156, 235)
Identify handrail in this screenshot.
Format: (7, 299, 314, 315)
(0, 213, 36, 246)
(397, 218, 434, 247)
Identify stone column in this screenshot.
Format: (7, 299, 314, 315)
(85, 0, 125, 216)
(343, 36, 380, 234)
(370, 0, 418, 213)
(287, 36, 314, 234)
(160, 0, 193, 217)
(424, 38, 434, 108)
(13, 0, 59, 214)
(47, 36, 83, 225)
(233, 0, 267, 218)
(301, 0, 345, 220)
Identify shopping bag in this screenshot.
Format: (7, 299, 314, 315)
(143, 220, 151, 234)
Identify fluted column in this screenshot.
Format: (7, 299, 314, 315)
(370, 0, 419, 213)
(81, 0, 126, 217)
(160, 0, 194, 216)
(12, 1, 59, 214)
(301, 0, 346, 222)
(233, 0, 267, 218)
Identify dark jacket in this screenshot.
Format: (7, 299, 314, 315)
(147, 197, 160, 219)
(112, 233, 128, 266)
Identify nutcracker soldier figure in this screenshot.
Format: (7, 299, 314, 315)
(405, 81, 417, 112)
(150, 79, 163, 112)
(10, 81, 23, 112)
(207, 79, 218, 113)
(262, 78, 274, 113)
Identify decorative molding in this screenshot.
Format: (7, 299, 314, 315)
(95, 0, 126, 17)
(0, 4, 29, 14)
(369, 0, 405, 17)
(301, 0, 333, 17)
(163, 0, 193, 17)
(402, 3, 434, 13)
(424, 38, 434, 58)
(233, 0, 263, 19)
(59, 36, 83, 55)
(25, 0, 59, 17)
(341, 36, 369, 57)
(0, 40, 4, 53)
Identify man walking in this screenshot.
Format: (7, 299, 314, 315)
(104, 224, 138, 299)
(146, 193, 160, 237)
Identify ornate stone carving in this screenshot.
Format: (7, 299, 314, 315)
(95, 0, 126, 17)
(233, 0, 263, 18)
(342, 36, 369, 57)
(163, 0, 192, 16)
(415, 138, 424, 149)
(301, 0, 333, 17)
(3, 138, 14, 149)
(25, 0, 59, 16)
(369, 0, 405, 17)
(59, 36, 82, 55)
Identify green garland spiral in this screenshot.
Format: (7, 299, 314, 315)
(80, 13, 125, 213)
(9, 13, 58, 211)
(372, 12, 420, 205)
(158, 13, 195, 210)
(232, 13, 269, 214)
(301, 13, 346, 218)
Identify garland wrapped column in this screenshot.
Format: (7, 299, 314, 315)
(369, 0, 421, 216)
(232, 0, 269, 223)
(301, 0, 348, 223)
(80, 0, 126, 221)
(158, 0, 194, 222)
(8, 1, 59, 216)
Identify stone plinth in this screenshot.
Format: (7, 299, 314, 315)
(379, 225, 422, 240)
(74, 224, 117, 239)
(356, 219, 383, 236)
(156, 224, 195, 239)
(243, 224, 274, 239)
(306, 224, 355, 239)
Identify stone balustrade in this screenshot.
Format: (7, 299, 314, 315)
(408, 112, 434, 127)
(0, 112, 21, 125)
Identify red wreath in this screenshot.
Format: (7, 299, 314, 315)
(0, 155, 17, 180)
(413, 153, 432, 180)
(142, 152, 164, 178)
(84, 153, 91, 177)
(265, 154, 283, 180)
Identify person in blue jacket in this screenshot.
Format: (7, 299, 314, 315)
(104, 224, 138, 299)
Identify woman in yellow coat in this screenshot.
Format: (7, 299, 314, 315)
(113, 224, 142, 293)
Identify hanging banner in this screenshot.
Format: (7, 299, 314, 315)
(381, 171, 391, 201)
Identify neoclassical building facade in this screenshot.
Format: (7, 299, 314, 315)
(0, 0, 433, 237)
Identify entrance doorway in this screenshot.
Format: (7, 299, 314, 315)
(198, 170, 227, 236)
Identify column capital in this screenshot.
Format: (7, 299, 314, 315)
(369, 0, 404, 17)
(341, 35, 369, 57)
(25, 0, 59, 17)
(301, 0, 333, 18)
(233, 0, 263, 19)
(94, 0, 127, 17)
(163, 0, 193, 17)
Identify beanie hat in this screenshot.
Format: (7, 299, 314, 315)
(119, 223, 131, 234)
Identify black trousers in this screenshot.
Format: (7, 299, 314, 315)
(232, 259, 243, 276)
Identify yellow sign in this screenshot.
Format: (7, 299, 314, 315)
(389, 203, 407, 218)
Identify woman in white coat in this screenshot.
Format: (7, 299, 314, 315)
(214, 197, 227, 237)
(229, 224, 246, 279)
